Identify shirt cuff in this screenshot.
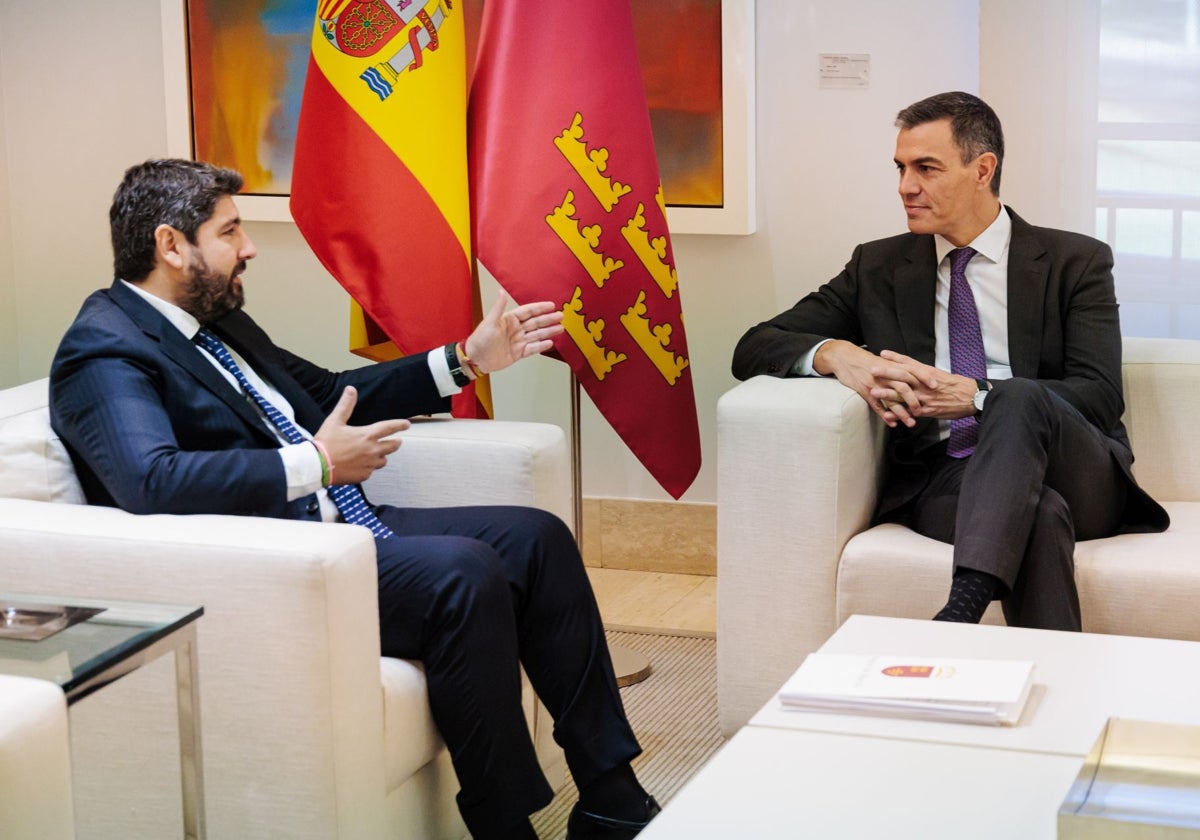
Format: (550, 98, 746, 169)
(794, 339, 832, 376)
(280, 442, 324, 501)
(428, 346, 462, 397)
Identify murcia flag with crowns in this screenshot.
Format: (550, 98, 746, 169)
(468, 1, 702, 499)
(290, 0, 488, 417)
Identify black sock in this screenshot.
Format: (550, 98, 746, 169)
(578, 763, 649, 821)
(933, 569, 1000, 623)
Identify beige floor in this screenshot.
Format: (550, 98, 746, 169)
(586, 567, 716, 637)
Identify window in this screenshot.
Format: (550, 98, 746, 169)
(1096, 0, 1200, 336)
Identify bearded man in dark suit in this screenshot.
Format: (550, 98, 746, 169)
(733, 91, 1168, 631)
(51, 159, 659, 840)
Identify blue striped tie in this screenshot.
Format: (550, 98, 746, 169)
(195, 329, 395, 539)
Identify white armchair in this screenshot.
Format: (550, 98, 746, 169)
(0, 675, 75, 840)
(0, 378, 569, 839)
(717, 337, 1200, 735)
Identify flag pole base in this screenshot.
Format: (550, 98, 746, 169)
(571, 373, 652, 688)
(611, 645, 652, 688)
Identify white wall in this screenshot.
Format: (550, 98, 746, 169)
(0, 36, 15, 387)
(0, 0, 170, 383)
(754, 1, 980, 309)
(981, 0, 1099, 235)
(0, 0, 978, 505)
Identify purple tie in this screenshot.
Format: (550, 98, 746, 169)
(195, 329, 396, 539)
(946, 247, 984, 458)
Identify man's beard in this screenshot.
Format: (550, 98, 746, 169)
(181, 253, 245, 325)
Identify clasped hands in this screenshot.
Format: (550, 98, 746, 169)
(313, 292, 565, 484)
(814, 340, 977, 429)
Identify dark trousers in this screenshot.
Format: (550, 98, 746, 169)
(905, 378, 1129, 631)
(372, 504, 640, 839)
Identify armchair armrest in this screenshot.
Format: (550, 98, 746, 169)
(0, 498, 386, 839)
(716, 376, 885, 734)
(0, 675, 74, 840)
(364, 417, 573, 532)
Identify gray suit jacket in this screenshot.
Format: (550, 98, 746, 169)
(731, 208, 1168, 532)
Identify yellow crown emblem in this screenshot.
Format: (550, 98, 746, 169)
(620, 201, 678, 299)
(619, 291, 690, 385)
(546, 191, 624, 288)
(554, 113, 633, 212)
(562, 287, 627, 381)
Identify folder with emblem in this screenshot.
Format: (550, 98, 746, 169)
(777, 653, 1035, 726)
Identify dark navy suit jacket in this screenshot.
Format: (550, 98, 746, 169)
(50, 280, 449, 520)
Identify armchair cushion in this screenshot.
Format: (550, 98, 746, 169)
(0, 380, 83, 504)
(380, 658, 446, 789)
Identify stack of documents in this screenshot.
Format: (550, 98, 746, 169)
(778, 653, 1035, 726)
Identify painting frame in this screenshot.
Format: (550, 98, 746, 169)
(160, 0, 755, 235)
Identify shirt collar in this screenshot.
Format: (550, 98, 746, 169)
(933, 205, 1011, 267)
(120, 279, 202, 340)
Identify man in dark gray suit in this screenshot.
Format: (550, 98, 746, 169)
(733, 91, 1168, 631)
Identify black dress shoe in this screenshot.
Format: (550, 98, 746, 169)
(565, 796, 661, 839)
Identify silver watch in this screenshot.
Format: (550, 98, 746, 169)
(973, 378, 989, 415)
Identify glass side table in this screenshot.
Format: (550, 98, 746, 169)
(0, 593, 205, 840)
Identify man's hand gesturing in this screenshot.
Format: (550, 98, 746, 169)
(314, 386, 410, 485)
(462, 291, 565, 375)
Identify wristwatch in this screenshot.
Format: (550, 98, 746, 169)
(445, 342, 471, 387)
(973, 378, 990, 415)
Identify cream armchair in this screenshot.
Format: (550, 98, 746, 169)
(717, 337, 1200, 735)
(0, 377, 569, 839)
(0, 675, 75, 840)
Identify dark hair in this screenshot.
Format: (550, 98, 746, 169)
(895, 92, 1004, 196)
(110, 159, 243, 282)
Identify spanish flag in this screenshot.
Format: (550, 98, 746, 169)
(290, 0, 487, 417)
(468, 2, 701, 498)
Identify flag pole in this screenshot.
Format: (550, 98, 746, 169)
(571, 373, 651, 687)
(570, 373, 583, 541)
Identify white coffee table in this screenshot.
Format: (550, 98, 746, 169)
(639, 615, 1200, 839)
(638, 725, 1084, 838)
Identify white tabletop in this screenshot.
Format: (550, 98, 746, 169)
(637, 725, 1084, 840)
(750, 615, 1200, 757)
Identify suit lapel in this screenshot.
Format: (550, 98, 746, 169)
(212, 312, 327, 434)
(1005, 209, 1048, 378)
(108, 281, 278, 439)
(894, 236, 938, 364)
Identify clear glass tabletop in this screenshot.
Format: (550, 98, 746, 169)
(0, 592, 203, 701)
